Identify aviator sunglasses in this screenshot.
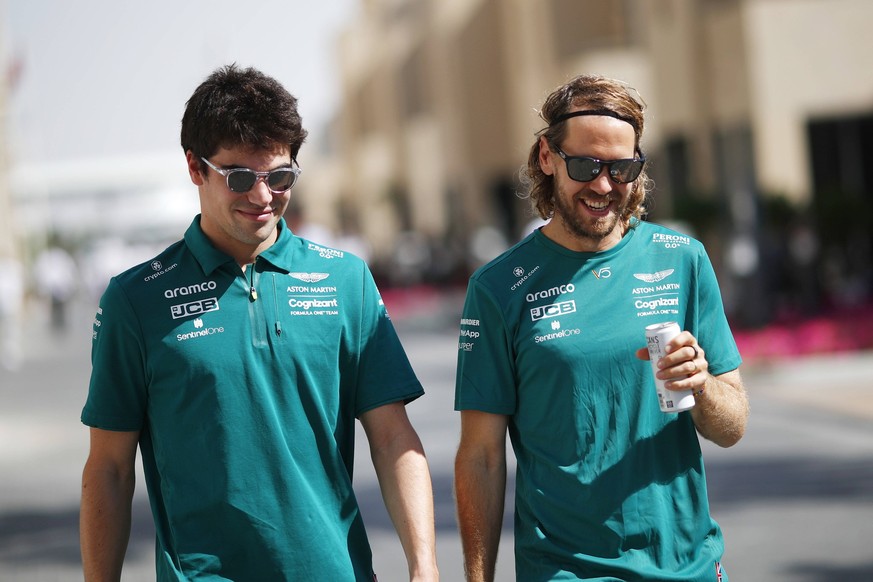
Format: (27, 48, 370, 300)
(201, 157, 302, 194)
(554, 146, 645, 185)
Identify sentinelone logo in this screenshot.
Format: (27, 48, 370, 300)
(177, 317, 225, 342)
(533, 319, 581, 343)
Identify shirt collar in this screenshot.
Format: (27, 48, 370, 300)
(184, 215, 295, 276)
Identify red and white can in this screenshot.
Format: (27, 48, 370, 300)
(645, 322, 695, 413)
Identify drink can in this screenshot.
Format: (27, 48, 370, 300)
(645, 322, 695, 413)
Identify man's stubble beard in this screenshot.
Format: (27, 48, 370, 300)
(551, 184, 625, 244)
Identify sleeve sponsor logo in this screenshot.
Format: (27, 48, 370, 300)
(510, 265, 540, 291)
(458, 317, 481, 351)
(170, 297, 220, 320)
(652, 233, 690, 248)
(307, 243, 344, 259)
(144, 262, 177, 282)
(92, 306, 103, 340)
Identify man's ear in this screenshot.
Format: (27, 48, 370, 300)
(538, 136, 555, 176)
(186, 150, 205, 186)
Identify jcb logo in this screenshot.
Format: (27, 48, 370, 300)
(171, 297, 220, 320)
(530, 300, 576, 321)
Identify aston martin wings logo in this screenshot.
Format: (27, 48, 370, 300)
(289, 272, 330, 283)
(633, 269, 675, 283)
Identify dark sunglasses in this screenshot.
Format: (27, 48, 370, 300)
(554, 147, 645, 184)
(201, 157, 302, 194)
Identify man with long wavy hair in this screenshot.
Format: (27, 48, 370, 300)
(454, 74, 749, 581)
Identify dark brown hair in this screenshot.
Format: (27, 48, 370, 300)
(181, 64, 308, 169)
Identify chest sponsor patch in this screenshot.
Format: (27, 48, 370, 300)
(170, 297, 220, 319)
(289, 272, 330, 283)
(530, 299, 576, 321)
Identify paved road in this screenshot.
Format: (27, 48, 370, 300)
(1, 298, 872, 581)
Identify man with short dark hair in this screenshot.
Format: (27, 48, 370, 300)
(80, 64, 439, 581)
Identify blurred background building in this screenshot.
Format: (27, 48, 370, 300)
(330, 0, 873, 329)
(2, 0, 872, 336)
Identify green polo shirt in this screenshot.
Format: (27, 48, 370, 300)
(83, 216, 423, 581)
(455, 220, 741, 581)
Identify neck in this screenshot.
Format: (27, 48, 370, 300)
(542, 217, 627, 253)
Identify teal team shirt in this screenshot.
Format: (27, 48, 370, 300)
(455, 220, 741, 582)
(82, 216, 423, 581)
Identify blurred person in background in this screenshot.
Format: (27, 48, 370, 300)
(80, 64, 438, 582)
(0, 255, 25, 370)
(33, 240, 79, 331)
(453, 74, 749, 581)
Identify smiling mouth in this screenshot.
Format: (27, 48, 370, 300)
(582, 198, 611, 211)
(240, 206, 274, 215)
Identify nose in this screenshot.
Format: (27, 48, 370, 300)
(586, 168, 613, 195)
(245, 177, 275, 205)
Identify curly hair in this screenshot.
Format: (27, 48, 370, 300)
(520, 74, 650, 222)
(181, 64, 308, 169)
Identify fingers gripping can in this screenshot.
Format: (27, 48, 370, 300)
(645, 322, 695, 413)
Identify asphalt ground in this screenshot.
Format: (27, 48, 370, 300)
(1, 295, 872, 581)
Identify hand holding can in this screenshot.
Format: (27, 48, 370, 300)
(645, 322, 695, 413)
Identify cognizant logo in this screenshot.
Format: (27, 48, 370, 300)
(635, 297, 679, 310)
(289, 298, 339, 310)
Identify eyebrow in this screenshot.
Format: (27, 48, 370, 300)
(220, 161, 293, 171)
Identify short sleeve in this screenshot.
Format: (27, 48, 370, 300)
(353, 264, 424, 416)
(691, 248, 742, 376)
(81, 277, 148, 431)
(454, 278, 517, 414)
